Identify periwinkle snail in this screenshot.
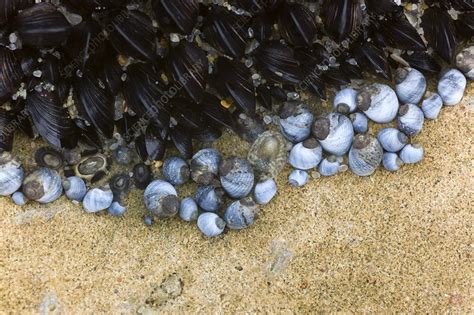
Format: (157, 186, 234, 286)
(318, 156, 342, 177)
(223, 198, 258, 230)
(62, 176, 87, 202)
(438, 69, 467, 106)
(83, 186, 114, 213)
(288, 169, 309, 187)
(195, 185, 225, 212)
(421, 92, 443, 120)
(357, 83, 399, 124)
(400, 143, 424, 164)
(191, 148, 221, 185)
(22, 168, 63, 204)
(377, 128, 408, 153)
(179, 197, 199, 222)
(312, 113, 354, 156)
(279, 101, 314, 143)
(456, 47, 474, 80)
(397, 104, 424, 136)
(162, 156, 190, 186)
(219, 157, 254, 199)
(348, 134, 383, 177)
(108, 201, 127, 216)
(12, 191, 27, 206)
(288, 138, 323, 170)
(144, 180, 180, 219)
(248, 131, 287, 180)
(333, 88, 358, 114)
(395, 67, 427, 104)
(197, 212, 226, 237)
(349, 112, 368, 134)
(383, 152, 403, 172)
(0, 152, 24, 196)
(253, 179, 277, 205)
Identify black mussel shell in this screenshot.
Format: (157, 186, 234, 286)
(65, 18, 105, 73)
(95, 54, 122, 96)
(251, 14, 273, 43)
(115, 112, 138, 143)
(204, 6, 248, 59)
(34, 146, 64, 170)
(75, 118, 103, 150)
(0, 47, 31, 103)
(232, 111, 265, 143)
(168, 41, 208, 104)
(0, 0, 34, 25)
(135, 134, 148, 162)
(299, 67, 327, 100)
(235, 0, 283, 13)
(64, 0, 127, 13)
(0, 109, 15, 151)
(27, 87, 78, 149)
(39, 53, 62, 85)
(132, 163, 152, 190)
(456, 12, 474, 39)
(323, 68, 350, 87)
(255, 41, 303, 85)
(109, 172, 131, 201)
(145, 125, 166, 161)
(421, 7, 456, 63)
(295, 43, 330, 68)
(366, 0, 399, 14)
(322, 0, 362, 41)
(104, 9, 156, 61)
(214, 57, 255, 114)
(73, 70, 115, 138)
(152, 0, 199, 35)
(380, 16, 426, 51)
(353, 42, 392, 80)
(340, 60, 364, 79)
(450, 0, 474, 11)
(14, 3, 72, 48)
(193, 126, 222, 143)
(256, 84, 273, 110)
(123, 63, 169, 123)
(200, 93, 234, 129)
(401, 52, 440, 74)
(169, 125, 193, 159)
(278, 2, 317, 47)
(270, 85, 288, 101)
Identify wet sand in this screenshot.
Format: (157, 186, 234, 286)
(1, 84, 473, 313)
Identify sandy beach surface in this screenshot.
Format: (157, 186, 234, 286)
(1, 84, 473, 313)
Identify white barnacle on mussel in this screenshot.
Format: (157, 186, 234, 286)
(333, 88, 358, 114)
(356, 83, 399, 123)
(224, 198, 258, 230)
(383, 152, 404, 172)
(108, 201, 127, 216)
(219, 157, 254, 199)
(395, 67, 427, 105)
(288, 138, 323, 170)
(195, 185, 225, 213)
(312, 113, 354, 156)
(253, 179, 277, 205)
(278, 101, 314, 143)
(421, 92, 443, 120)
(397, 104, 424, 136)
(179, 197, 199, 222)
(83, 186, 114, 213)
(248, 131, 287, 181)
(74, 154, 109, 182)
(197, 212, 226, 237)
(62, 176, 87, 202)
(0, 152, 24, 196)
(12, 191, 27, 206)
(34, 147, 64, 171)
(349, 112, 368, 134)
(400, 143, 424, 164)
(456, 47, 474, 80)
(144, 180, 180, 219)
(288, 169, 308, 187)
(348, 134, 383, 177)
(190, 148, 221, 185)
(22, 168, 62, 204)
(377, 128, 408, 153)
(318, 155, 342, 177)
(437, 68, 467, 106)
(162, 156, 190, 186)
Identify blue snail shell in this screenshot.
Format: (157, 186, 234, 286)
(83, 186, 114, 213)
(224, 198, 258, 230)
(349, 112, 368, 134)
(348, 135, 383, 177)
(22, 168, 62, 204)
(253, 179, 277, 205)
(383, 152, 403, 172)
(190, 148, 222, 185)
(62, 176, 87, 202)
(318, 156, 342, 177)
(421, 93, 443, 120)
(219, 157, 254, 199)
(288, 169, 309, 187)
(197, 212, 226, 237)
(377, 128, 408, 153)
(12, 191, 27, 206)
(288, 138, 323, 170)
(357, 83, 399, 123)
(0, 152, 24, 196)
(179, 197, 199, 222)
(438, 68, 467, 106)
(162, 156, 190, 186)
(279, 101, 314, 143)
(195, 185, 225, 212)
(144, 180, 180, 218)
(397, 104, 424, 136)
(400, 143, 424, 164)
(395, 67, 427, 105)
(108, 201, 127, 216)
(312, 113, 354, 156)
(333, 88, 358, 114)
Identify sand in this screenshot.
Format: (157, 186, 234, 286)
(1, 84, 473, 314)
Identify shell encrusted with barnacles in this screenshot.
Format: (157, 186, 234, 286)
(0, 0, 472, 236)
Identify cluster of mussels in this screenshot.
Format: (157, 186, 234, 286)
(0, 0, 472, 237)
